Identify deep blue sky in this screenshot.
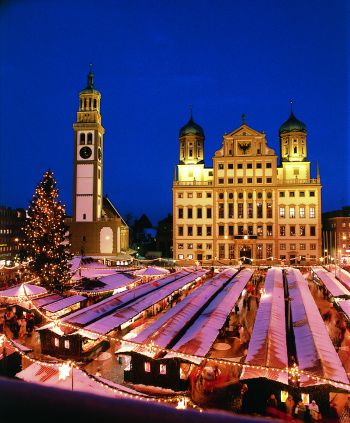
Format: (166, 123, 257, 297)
(0, 0, 349, 225)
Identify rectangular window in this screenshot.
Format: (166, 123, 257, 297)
(178, 226, 183, 236)
(178, 254, 184, 259)
(257, 225, 263, 236)
(256, 244, 263, 260)
(280, 243, 286, 250)
(218, 178, 224, 184)
(310, 207, 315, 218)
(247, 163, 253, 169)
(310, 191, 315, 197)
(267, 203, 272, 218)
(310, 243, 316, 250)
(228, 178, 234, 184)
(64, 340, 70, 349)
(206, 192, 212, 198)
(266, 178, 272, 183)
(197, 226, 202, 236)
(290, 226, 296, 236)
(228, 225, 234, 236)
(178, 193, 183, 198)
(218, 225, 225, 236)
(197, 192, 202, 198)
(279, 207, 285, 218)
(248, 225, 253, 235)
(218, 163, 224, 169)
(218, 203, 224, 219)
(267, 225, 273, 236)
(300, 243, 306, 250)
(290, 244, 296, 250)
(206, 243, 212, 249)
(237, 163, 243, 169)
(247, 203, 253, 218)
(228, 203, 234, 219)
(187, 243, 193, 249)
(280, 226, 286, 236)
(310, 226, 316, 236)
(206, 255, 212, 260)
(266, 244, 273, 257)
(256, 163, 262, 169)
(188, 254, 193, 259)
(289, 191, 295, 197)
(178, 208, 183, 219)
(229, 244, 235, 259)
(289, 207, 295, 218)
(300, 226, 306, 236)
(237, 178, 243, 184)
(266, 163, 272, 168)
(144, 362, 151, 373)
(197, 243, 202, 249)
(206, 226, 212, 236)
(197, 208, 202, 219)
(238, 225, 244, 235)
(206, 208, 212, 219)
(188, 192, 193, 198)
(228, 163, 234, 169)
(299, 207, 305, 218)
(238, 203, 244, 219)
(257, 202, 263, 218)
(247, 177, 253, 183)
(219, 244, 225, 259)
(187, 207, 192, 219)
(159, 364, 167, 375)
(188, 226, 193, 236)
(54, 338, 59, 347)
(279, 192, 285, 197)
(299, 191, 305, 197)
(178, 243, 184, 249)
(256, 177, 262, 183)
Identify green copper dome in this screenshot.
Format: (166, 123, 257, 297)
(279, 111, 306, 134)
(179, 115, 204, 137)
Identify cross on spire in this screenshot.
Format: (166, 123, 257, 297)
(242, 113, 246, 125)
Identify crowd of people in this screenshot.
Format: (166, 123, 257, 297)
(0, 306, 35, 339)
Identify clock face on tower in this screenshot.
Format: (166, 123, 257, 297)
(80, 146, 92, 159)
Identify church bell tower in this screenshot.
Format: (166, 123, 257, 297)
(73, 65, 104, 222)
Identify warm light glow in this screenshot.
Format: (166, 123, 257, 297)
(58, 362, 71, 381)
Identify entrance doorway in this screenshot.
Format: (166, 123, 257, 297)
(239, 245, 252, 264)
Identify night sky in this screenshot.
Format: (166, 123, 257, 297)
(0, 0, 349, 225)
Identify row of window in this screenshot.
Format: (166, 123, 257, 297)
(79, 98, 98, 110)
(0, 245, 20, 252)
(0, 229, 12, 234)
(279, 191, 315, 198)
(218, 177, 273, 184)
(279, 206, 316, 219)
(178, 203, 275, 220)
(177, 224, 317, 237)
(177, 242, 318, 251)
(177, 253, 318, 261)
(218, 162, 272, 170)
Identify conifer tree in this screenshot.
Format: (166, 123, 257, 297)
(22, 170, 72, 292)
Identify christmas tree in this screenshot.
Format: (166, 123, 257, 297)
(22, 170, 72, 292)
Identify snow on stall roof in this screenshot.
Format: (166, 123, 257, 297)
(0, 283, 47, 298)
(117, 268, 239, 357)
(69, 256, 119, 280)
(16, 362, 145, 398)
(312, 267, 350, 298)
(336, 268, 350, 290)
(84, 270, 207, 335)
(32, 294, 64, 307)
(286, 267, 349, 386)
(63, 269, 204, 327)
(42, 295, 87, 313)
(241, 267, 288, 384)
(164, 268, 253, 363)
(134, 266, 170, 276)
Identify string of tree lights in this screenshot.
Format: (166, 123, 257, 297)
(20, 170, 72, 292)
(13, 286, 350, 392)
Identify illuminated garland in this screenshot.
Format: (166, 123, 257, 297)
(4, 275, 350, 394)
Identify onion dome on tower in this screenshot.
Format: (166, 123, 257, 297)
(179, 108, 205, 164)
(279, 100, 307, 162)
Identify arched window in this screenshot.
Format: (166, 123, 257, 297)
(87, 133, 93, 144)
(93, 99, 97, 109)
(294, 146, 297, 154)
(80, 133, 85, 145)
(83, 213, 86, 220)
(84, 99, 87, 109)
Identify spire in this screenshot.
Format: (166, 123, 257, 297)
(87, 63, 94, 89)
(290, 98, 293, 114)
(242, 113, 246, 125)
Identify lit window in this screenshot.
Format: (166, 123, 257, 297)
(289, 207, 295, 218)
(188, 254, 193, 259)
(64, 340, 70, 349)
(144, 362, 151, 372)
(299, 207, 305, 218)
(54, 338, 59, 347)
(279, 207, 285, 218)
(310, 207, 315, 218)
(178, 254, 184, 259)
(160, 364, 167, 375)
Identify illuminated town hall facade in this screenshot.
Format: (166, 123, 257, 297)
(173, 107, 322, 265)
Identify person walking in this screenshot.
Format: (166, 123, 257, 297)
(309, 400, 320, 421)
(285, 395, 295, 417)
